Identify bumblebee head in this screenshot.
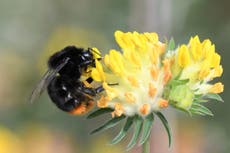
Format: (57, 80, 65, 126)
(48, 46, 84, 69)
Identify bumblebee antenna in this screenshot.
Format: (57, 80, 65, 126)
(88, 48, 101, 57)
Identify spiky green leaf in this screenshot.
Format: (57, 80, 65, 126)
(110, 116, 134, 145)
(190, 103, 213, 116)
(204, 93, 224, 102)
(87, 108, 114, 119)
(126, 116, 143, 151)
(139, 113, 154, 145)
(156, 112, 172, 147)
(90, 115, 125, 135)
(193, 99, 208, 103)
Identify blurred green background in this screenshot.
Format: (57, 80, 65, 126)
(0, 0, 229, 153)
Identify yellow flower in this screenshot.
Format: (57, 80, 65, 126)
(209, 82, 224, 94)
(168, 35, 224, 111)
(88, 31, 224, 149)
(91, 30, 168, 117)
(178, 45, 191, 67)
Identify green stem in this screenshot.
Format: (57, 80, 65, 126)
(142, 136, 150, 153)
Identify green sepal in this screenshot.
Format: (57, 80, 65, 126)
(139, 113, 154, 145)
(90, 115, 126, 135)
(169, 79, 189, 87)
(87, 108, 114, 119)
(126, 116, 143, 151)
(166, 37, 175, 52)
(155, 112, 172, 147)
(193, 99, 208, 103)
(169, 84, 194, 110)
(190, 103, 213, 116)
(110, 116, 134, 145)
(204, 93, 224, 102)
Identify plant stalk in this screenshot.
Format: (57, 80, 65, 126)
(142, 136, 150, 153)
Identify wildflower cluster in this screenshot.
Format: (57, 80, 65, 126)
(87, 31, 223, 149)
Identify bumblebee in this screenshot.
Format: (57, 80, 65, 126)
(30, 46, 103, 114)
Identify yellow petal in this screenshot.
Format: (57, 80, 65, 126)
(198, 61, 210, 80)
(139, 104, 150, 115)
(210, 53, 221, 68)
(91, 60, 106, 81)
(209, 82, 224, 93)
(213, 65, 223, 78)
(178, 45, 190, 68)
(190, 36, 202, 61)
(108, 50, 125, 76)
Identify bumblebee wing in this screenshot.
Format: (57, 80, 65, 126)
(29, 58, 70, 103)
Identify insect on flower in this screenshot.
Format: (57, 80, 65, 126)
(86, 31, 224, 150)
(30, 46, 105, 114)
(30, 30, 224, 151)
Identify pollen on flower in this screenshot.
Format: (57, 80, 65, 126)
(102, 82, 118, 99)
(97, 96, 109, 108)
(125, 92, 136, 103)
(150, 65, 159, 80)
(112, 103, 124, 117)
(163, 59, 172, 84)
(150, 48, 159, 65)
(127, 76, 139, 87)
(148, 82, 157, 97)
(139, 104, 150, 115)
(158, 99, 168, 108)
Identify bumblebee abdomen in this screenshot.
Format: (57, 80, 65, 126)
(47, 76, 95, 113)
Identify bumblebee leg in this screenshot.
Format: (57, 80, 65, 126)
(86, 77, 93, 84)
(95, 86, 104, 94)
(108, 83, 119, 86)
(83, 77, 93, 88)
(94, 83, 119, 94)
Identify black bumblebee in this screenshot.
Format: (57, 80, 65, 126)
(30, 46, 104, 114)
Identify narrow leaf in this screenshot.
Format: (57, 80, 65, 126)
(190, 103, 213, 116)
(90, 115, 125, 135)
(189, 109, 206, 116)
(193, 99, 208, 103)
(110, 116, 134, 145)
(156, 112, 172, 147)
(126, 116, 143, 151)
(139, 113, 154, 145)
(194, 94, 203, 99)
(204, 93, 224, 102)
(87, 108, 114, 119)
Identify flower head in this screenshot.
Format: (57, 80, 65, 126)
(87, 31, 224, 150)
(166, 36, 224, 113)
(92, 31, 169, 117)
